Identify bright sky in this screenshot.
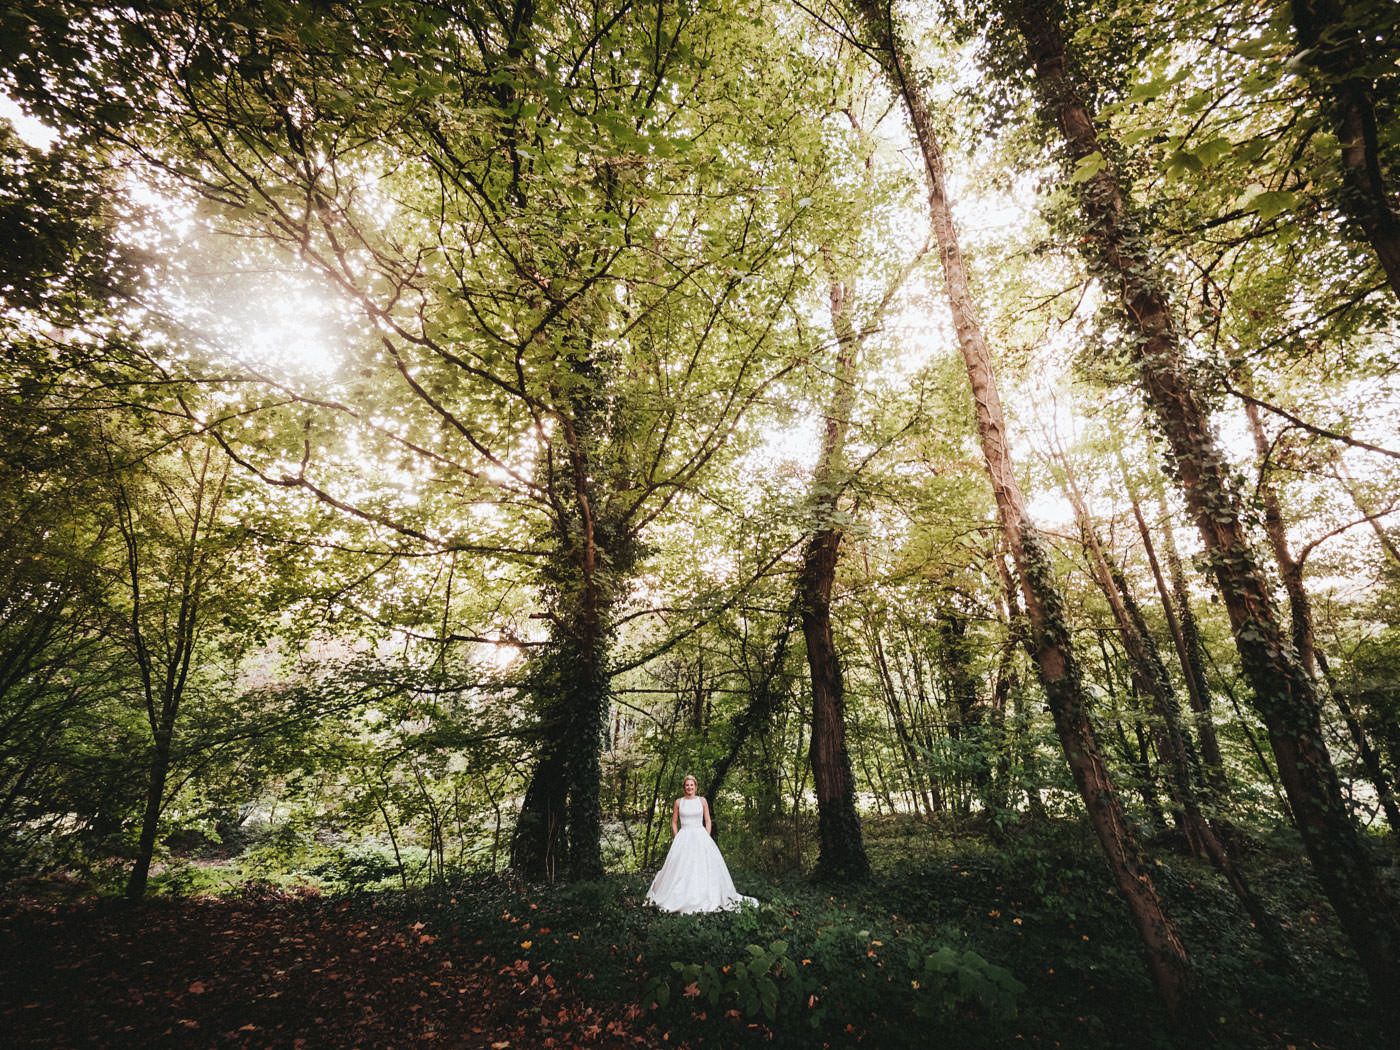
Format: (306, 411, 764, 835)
(0, 95, 58, 151)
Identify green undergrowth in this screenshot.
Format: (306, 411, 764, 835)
(327, 817, 1388, 1048)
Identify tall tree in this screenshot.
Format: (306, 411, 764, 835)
(1241, 395, 1400, 834)
(798, 258, 872, 879)
(105, 433, 242, 900)
(847, 0, 1197, 1023)
(1053, 449, 1287, 958)
(1114, 452, 1227, 797)
(1002, 0, 1400, 1023)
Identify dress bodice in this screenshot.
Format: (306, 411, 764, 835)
(678, 796, 704, 829)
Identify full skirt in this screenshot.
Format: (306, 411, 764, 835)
(645, 828, 756, 913)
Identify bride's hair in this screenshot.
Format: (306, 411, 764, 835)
(682, 773, 698, 787)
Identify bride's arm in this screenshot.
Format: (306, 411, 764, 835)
(671, 799, 680, 837)
(702, 797, 712, 834)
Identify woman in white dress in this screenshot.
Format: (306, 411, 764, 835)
(645, 775, 755, 913)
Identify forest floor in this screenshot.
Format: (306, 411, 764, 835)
(0, 888, 667, 1049)
(1, 818, 1391, 1048)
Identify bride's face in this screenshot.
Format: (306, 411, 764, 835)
(683, 776, 697, 796)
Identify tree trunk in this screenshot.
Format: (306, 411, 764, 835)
(125, 726, 173, 901)
(1056, 453, 1209, 851)
(1118, 456, 1228, 798)
(995, 549, 1047, 821)
(798, 266, 870, 880)
(1009, 1, 1400, 1024)
(868, 622, 936, 819)
(851, 0, 1196, 1023)
(1331, 678, 1400, 834)
(511, 592, 612, 881)
(987, 637, 1015, 826)
(513, 334, 631, 882)
(800, 525, 870, 879)
(1153, 486, 1229, 780)
(938, 609, 991, 817)
(1290, 0, 1400, 298)
(511, 717, 571, 881)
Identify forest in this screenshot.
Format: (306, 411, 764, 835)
(1, 0, 1398, 1046)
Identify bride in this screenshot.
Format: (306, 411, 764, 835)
(645, 775, 755, 913)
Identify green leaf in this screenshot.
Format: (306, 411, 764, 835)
(1245, 189, 1302, 221)
(1193, 137, 1232, 166)
(1165, 149, 1204, 180)
(1069, 151, 1106, 185)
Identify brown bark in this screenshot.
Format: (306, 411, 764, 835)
(798, 263, 870, 880)
(1290, 0, 1400, 298)
(1010, 1, 1400, 1024)
(1057, 457, 1208, 853)
(1117, 456, 1228, 798)
(851, 0, 1196, 1023)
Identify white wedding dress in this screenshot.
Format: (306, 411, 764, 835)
(645, 796, 755, 913)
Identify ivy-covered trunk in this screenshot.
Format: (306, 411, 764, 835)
(1115, 446, 1227, 795)
(938, 610, 991, 818)
(1009, 0, 1400, 1023)
(799, 271, 870, 881)
(1124, 477, 1228, 798)
(850, 0, 1196, 1024)
(512, 342, 627, 883)
(1059, 461, 1206, 851)
(708, 605, 797, 844)
(1243, 396, 1323, 678)
(510, 571, 614, 882)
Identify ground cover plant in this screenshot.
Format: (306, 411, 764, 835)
(2, 817, 1390, 1047)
